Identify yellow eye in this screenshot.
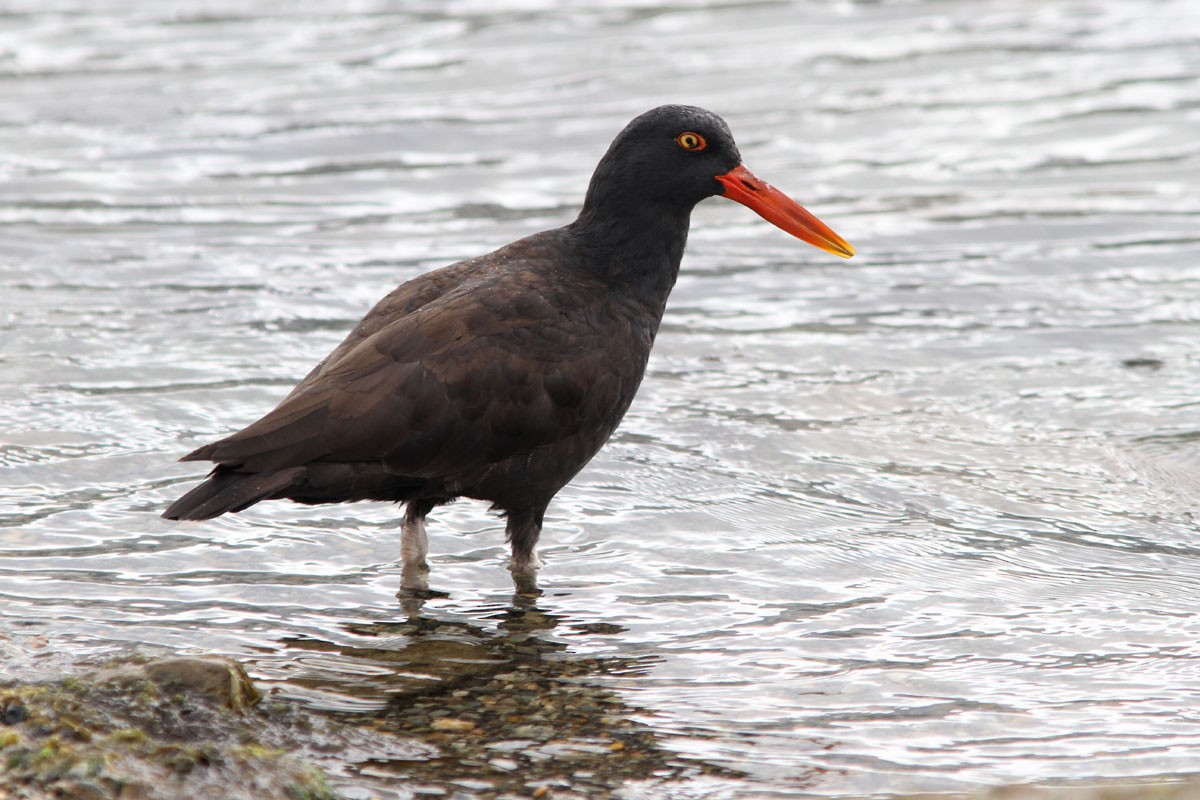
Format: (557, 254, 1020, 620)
(675, 131, 707, 151)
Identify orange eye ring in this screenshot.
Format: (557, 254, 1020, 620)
(675, 131, 707, 151)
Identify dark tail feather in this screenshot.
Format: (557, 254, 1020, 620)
(163, 466, 305, 521)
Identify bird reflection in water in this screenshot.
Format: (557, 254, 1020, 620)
(271, 594, 739, 796)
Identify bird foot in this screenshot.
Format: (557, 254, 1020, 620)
(400, 559, 431, 592)
(400, 515, 429, 565)
(510, 547, 542, 571)
(508, 551, 542, 596)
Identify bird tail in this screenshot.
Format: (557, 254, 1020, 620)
(163, 466, 305, 521)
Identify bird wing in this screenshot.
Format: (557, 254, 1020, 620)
(286, 255, 482, 395)
(184, 259, 625, 482)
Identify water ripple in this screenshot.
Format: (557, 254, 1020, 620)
(3, 0, 1200, 796)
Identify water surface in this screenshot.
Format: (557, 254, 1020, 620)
(3, 0, 1200, 796)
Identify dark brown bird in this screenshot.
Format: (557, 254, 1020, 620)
(163, 105, 854, 586)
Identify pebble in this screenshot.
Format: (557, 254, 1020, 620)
(430, 718, 476, 733)
(511, 725, 554, 741)
(3, 702, 29, 725)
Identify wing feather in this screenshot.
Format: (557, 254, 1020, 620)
(187, 241, 621, 485)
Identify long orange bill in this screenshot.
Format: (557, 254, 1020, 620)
(715, 164, 855, 259)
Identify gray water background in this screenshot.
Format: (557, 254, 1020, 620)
(2, 0, 1200, 796)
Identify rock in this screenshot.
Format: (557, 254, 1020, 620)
(430, 718, 476, 732)
(1, 700, 28, 725)
(0, 656, 333, 800)
(142, 657, 262, 711)
(511, 724, 555, 741)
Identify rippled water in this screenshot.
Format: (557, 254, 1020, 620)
(3, 0, 1200, 796)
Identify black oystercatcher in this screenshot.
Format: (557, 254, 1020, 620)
(164, 105, 854, 585)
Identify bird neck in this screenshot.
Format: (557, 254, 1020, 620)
(567, 195, 693, 301)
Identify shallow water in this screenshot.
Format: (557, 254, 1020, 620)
(3, 0, 1200, 796)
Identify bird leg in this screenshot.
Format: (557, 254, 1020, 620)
(505, 507, 545, 577)
(400, 499, 435, 592)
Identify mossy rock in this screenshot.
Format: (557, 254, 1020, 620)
(0, 656, 335, 800)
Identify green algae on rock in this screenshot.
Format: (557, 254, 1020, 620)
(0, 656, 332, 800)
